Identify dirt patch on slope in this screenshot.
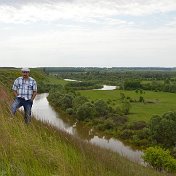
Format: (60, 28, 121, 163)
(0, 87, 9, 100)
(0, 85, 11, 103)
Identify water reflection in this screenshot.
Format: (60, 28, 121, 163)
(32, 93, 143, 164)
(94, 85, 117, 90)
(64, 79, 82, 82)
(64, 79, 117, 90)
(33, 93, 76, 134)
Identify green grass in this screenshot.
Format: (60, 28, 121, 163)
(44, 75, 67, 85)
(79, 89, 176, 122)
(0, 85, 167, 176)
(141, 80, 164, 84)
(0, 67, 174, 175)
(0, 102, 167, 176)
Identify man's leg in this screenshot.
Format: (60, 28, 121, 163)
(23, 100, 33, 124)
(11, 97, 22, 115)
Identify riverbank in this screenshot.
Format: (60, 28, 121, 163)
(0, 68, 166, 175)
(0, 96, 164, 176)
(33, 93, 143, 163)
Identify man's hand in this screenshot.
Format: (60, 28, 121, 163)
(31, 91, 37, 101)
(13, 90, 18, 97)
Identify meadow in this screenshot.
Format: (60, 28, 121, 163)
(79, 89, 176, 122)
(1, 67, 175, 175)
(0, 88, 164, 176)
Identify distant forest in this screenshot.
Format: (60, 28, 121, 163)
(42, 67, 176, 73)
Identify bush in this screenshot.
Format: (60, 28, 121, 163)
(65, 81, 102, 90)
(143, 147, 176, 172)
(124, 80, 142, 90)
(96, 119, 114, 131)
(139, 96, 145, 103)
(132, 138, 149, 147)
(94, 99, 109, 117)
(113, 106, 123, 115)
(121, 100, 131, 115)
(148, 112, 176, 148)
(111, 114, 128, 125)
(136, 128, 150, 140)
(76, 102, 95, 121)
(171, 147, 176, 158)
(72, 96, 88, 110)
(59, 94, 74, 110)
(66, 108, 74, 115)
(129, 121, 147, 130)
(119, 129, 134, 140)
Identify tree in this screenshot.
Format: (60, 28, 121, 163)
(94, 99, 109, 117)
(139, 96, 144, 103)
(72, 96, 88, 110)
(121, 100, 131, 115)
(124, 80, 142, 90)
(76, 102, 95, 120)
(164, 78, 170, 85)
(148, 112, 176, 147)
(60, 94, 74, 110)
(119, 93, 125, 102)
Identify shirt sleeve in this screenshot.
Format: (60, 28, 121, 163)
(12, 79, 18, 91)
(33, 80, 37, 91)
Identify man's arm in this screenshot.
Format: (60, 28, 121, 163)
(31, 91, 37, 101)
(12, 79, 18, 97)
(31, 80, 37, 101)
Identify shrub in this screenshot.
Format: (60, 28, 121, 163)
(119, 129, 134, 140)
(119, 93, 125, 102)
(124, 80, 142, 90)
(148, 112, 176, 148)
(111, 114, 128, 125)
(171, 147, 176, 158)
(139, 96, 145, 103)
(121, 100, 131, 115)
(72, 96, 88, 110)
(143, 147, 176, 172)
(76, 102, 95, 121)
(94, 99, 109, 117)
(129, 121, 147, 130)
(96, 119, 114, 131)
(60, 94, 74, 110)
(66, 108, 74, 115)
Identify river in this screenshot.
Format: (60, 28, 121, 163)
(64, 78, 118, 90)
(94, 85, 117, 90)
(32, 93, 143, 164)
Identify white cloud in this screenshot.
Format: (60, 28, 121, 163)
(0, 0, 176, 24)
(0, 0, 176, 67)
(0, 26, 175, 67)
(166, 17, 176, 27)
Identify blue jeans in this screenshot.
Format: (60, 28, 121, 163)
(11, 97, 33, 123)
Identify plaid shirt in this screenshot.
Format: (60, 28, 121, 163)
(12, 77, 37, 100)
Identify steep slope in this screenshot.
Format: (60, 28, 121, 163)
(0, 68, 168, 176)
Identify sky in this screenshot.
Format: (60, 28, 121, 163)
(0, 0, 176, 67)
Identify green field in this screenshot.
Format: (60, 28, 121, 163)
(0, 88, 164, 176)
(1, 68, 176, 175)
(44, 75, 67, 85)
(79, 89, 176, 122)
(141, 80, 164, 84)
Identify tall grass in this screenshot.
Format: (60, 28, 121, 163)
(0, 100, 169, 176)
(0, 68, 171, 175)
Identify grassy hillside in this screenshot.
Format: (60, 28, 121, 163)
(0, 68, 169, 175)
(0, 68, 66, 94)
(0, 100, 167, 176)
(79, 89, 176, 122)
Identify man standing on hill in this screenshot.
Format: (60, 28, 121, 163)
(11, 68, 37, 124)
